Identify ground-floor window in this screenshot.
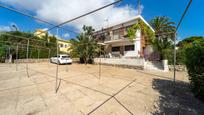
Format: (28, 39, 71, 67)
(112, 46, 120, 52)
(125, 45, 134, 51)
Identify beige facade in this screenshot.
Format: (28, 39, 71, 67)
(34, 29, 47, 38)
(34, 29, 70, 53)
(57, 39, 70, 53)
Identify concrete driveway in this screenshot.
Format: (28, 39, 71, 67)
(0, 63, 203, 115)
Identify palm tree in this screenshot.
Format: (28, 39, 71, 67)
(69, 25, 99, 64)
(150, 16, 176, 39)
(150, 16, 176, 60)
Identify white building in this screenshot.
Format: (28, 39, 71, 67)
(94, 15, 155, 59)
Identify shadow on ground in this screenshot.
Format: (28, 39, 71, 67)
(152, 79, 204, 115)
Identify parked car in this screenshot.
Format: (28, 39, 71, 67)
(50, 54, 72, 64)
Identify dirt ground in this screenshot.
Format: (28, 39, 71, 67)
(0, 62, 203, 115)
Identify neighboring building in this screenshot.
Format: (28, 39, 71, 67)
(34, 29, 47, 38)
(94, 15, 154, 59)
(34, 29, 70, 54)
(57, 38, 70, 53)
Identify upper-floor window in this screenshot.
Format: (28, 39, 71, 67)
(113, 29, 120, 40)
(59, 43, 63, 48)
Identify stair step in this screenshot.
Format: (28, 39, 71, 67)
(144, 61, 164, 71)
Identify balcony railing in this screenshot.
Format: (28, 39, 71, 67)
(104, 35, 128, 42)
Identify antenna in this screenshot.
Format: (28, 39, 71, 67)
(137, 0, 141, 15)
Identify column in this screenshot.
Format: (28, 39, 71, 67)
(134, 29, 141, 57)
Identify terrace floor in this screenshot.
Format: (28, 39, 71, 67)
(0, 62, 203, 115)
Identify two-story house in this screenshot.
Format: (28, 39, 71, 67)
(94, 15, 154, 59)
(34, 29, 70, 54)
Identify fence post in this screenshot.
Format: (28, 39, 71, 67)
(5, 48, 8, 63)
(173, 34, 177, 94)
(16, 43, 18, 71)
(8, 47, 11, 67)
(26, 39, 30, 78)
(38, 48, 40, 63)
(55, 29, 59, 93)
(99, 45, 102, 79)
(48, 48, 51, 68)
(48, 48, 51, 59)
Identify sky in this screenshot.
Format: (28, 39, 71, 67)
(0, 0, 203, 40)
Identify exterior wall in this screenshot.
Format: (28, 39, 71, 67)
(133, 29, 141, 57)
(140, 32, 146, 57)
(34, 29, 47, 38)
(94, 58, 145, 67)
(103, 28, 144, 58)
(57, 40, 70, 53)
(95, 16, 154, 59)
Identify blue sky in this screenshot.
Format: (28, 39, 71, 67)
(0, 0, 203, 40)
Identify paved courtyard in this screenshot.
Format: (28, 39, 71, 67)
(0, 62, 203, 115)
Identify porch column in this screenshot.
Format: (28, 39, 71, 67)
(120, 46, 124, 56)
(134, 29, 141, 57)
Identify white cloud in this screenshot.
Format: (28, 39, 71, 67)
(63, 33, 70, 38)
(0, 25, 11, 32)
(1, 0, 143, 32)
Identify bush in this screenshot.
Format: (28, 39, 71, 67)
(185, 45, 204, 101)
(165, 48, 186, 65)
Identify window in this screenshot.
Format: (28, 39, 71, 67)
(62, 56, 70, 59)
(113, 29, 120, 40)
(125, 45, 134, 51)
(59, 43, 63, 48)
(112, 46, 120, 52)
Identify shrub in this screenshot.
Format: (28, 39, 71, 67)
(185, 44, 204, 101)
(165, 48, 186, 65)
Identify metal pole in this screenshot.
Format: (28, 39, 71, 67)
(173, 34, 177, 94)
(16, 43, 18, 71)
(26, 39, 30, 78)
(48, 48, 51, 59)
(66, 56, 68, 72)
(38, 49, 40, 63)
(99, 45, 102, 79)
(48, 48, 51, 68)
(9, 47, 11, 67)
(5, 48, 7, 63)
(55, 28, 59, 93)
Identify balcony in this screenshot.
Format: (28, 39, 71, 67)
(104, 34, 129, 44)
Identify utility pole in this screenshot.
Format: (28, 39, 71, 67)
(137, 0, 141, 15)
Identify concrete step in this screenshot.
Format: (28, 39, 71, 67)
(144, 61, 164, 71)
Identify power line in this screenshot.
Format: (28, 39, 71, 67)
(176, 0, 193, 32)
(32, 0, 122, 40)
(0, 33, 57, 45)
(0, 0, 122, 46)
(0, 4, 79, 35)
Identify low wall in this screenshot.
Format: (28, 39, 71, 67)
(169, 65, 187, 72)
(94, 58, 145, 70)
(14, 59, 49, 63)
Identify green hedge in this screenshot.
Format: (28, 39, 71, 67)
(164, 48, 186, 65)
(185, 45, 204, 101)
